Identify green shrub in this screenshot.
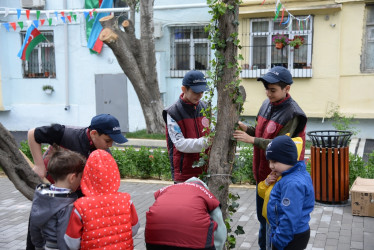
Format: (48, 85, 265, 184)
(150, 148, 171, 180)
(349, 152, 374, 187)
(20, 140, 33, 163)
(232, 145, 255, 185)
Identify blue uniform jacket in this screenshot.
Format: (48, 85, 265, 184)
(267, 161, 315, 250)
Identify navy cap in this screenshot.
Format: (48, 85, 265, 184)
(257, 66, 293, 85)
(266, 135, 298, 166)
(89, 114, 128, 144)
(182, 70, 209, 93)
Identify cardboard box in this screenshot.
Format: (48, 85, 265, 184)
(350, 177, 374, 217)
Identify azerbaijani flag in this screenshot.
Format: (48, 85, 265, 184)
(86, 0, 113, 54)
(17, 25, 46, 61)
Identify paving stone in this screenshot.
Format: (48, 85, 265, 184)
(350, 241, 364, 249)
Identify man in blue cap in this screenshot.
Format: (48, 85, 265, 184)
(233, 66, 307, 249)
(28, 114, 127, 180)
(162, 70, 212, 183)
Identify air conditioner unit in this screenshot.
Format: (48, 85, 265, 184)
(20, 0, 45, 9)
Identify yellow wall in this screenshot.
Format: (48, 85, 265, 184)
(239, 0, 374, 119)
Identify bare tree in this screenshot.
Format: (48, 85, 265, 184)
(99, 0, 164, 134)
(0, 123, 41, 201)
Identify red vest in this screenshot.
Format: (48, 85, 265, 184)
(163, 95, 211, 182)
(74, 193, 133, 250)
(253, 95, 307, 182)
(145, 182, 220, 248)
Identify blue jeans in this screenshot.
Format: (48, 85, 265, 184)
(266, 223, 272, 250)
(256, 185, 267, 250)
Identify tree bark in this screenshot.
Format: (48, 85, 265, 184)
(208, 0, 244, 220)
(99, 0, 164, 134)
(0, 123, 41, 201)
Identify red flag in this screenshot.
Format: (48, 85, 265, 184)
(61, 11, 65, 17)
(26, 10, 30, 19)
(67, 16, 72, 23)
(40, 19, 45, 26)
(10, 22, 16, 31)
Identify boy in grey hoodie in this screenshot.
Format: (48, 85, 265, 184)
(29, 147, 86, 250)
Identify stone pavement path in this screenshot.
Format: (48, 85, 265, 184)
(0, 177, 373, 250)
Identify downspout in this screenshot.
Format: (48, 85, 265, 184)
(64, 0, 70, 111)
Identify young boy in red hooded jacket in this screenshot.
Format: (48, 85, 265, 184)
(64, 149, 140, 250)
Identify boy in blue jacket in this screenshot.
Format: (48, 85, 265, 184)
(265, 135, 315, 250)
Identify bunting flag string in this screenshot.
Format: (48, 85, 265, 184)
(0, 6, 128, 31)
(261, 0, 311, 31)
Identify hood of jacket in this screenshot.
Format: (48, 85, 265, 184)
(30, 184, 77, 227)
(81, 149, 120, 197)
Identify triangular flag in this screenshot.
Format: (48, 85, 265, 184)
(18, 21, 24, 29)
(4, 8, 9, 17)
(36, 10, 40, 20)
(26, 20, 32, 28)
(17, 9, 21, 19)
(18, 25, 47, 61)
(274, 3, 282, 21)
(48, 18, 52, 26)
(54, 11, 58, 20)
(73, 14, 77, 22)
(26, 10, 30, 20)
(2, 23, 10, 32)
(45, 11, 50, 20)
(93, 11, 98, 19)
(61, 16, 66, 23)
(70, 11, 73, 16)
(40, 19, 45, 26)
(10, 22, 16, 31)
(261, 0, 266, 5)
(84, 11, 89, 19)
(61, 11, 65, 17)
(33, 20, 39, 28)
(67, 16, 72, 23)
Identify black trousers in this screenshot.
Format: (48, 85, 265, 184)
(272, 228, 310, 250)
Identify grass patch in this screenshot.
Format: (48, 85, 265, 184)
(125, 129, 165, 140)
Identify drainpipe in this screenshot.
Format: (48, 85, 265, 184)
(64, 0, 70, 111)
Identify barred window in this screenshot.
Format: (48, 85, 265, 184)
(241, 16, 313, 78)
(362, 5, 374, 72)
(21, 31, 56, 78)
(170, 26, 210, 77)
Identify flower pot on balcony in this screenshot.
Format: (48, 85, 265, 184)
(275, 42, 284, 49)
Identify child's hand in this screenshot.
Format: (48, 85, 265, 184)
(233, 130, 254, 144)
(238, 121, 247, 131)
(265, 171, 279, 185)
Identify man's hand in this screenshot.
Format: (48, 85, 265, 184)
(32, 164, 47, 179)
(233, 130, 255, 144)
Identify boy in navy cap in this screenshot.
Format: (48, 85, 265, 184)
(162, 70, 211, 183)
(265, 135, 314, 250)
(233, 66, 307, 249)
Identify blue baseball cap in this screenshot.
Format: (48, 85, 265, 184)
(182, 70, 209, 93)
(89, 114, 128, 144)
(257, 66, 293, 85)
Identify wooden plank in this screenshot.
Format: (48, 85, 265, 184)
(327, 148, 333, 202)
(315, 147, 321, 201)
(321, 147, 327, 201)
(344, 147, 349, 200)
(339, 148, 344, 201)
(334, 148, 339, 202)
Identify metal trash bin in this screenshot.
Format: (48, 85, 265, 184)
(307, 130, 352, 204)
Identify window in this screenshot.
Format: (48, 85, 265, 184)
(362, 5, 374, 72)
(170, 26, 210, 77)
(240, 16, 313, 78)
(21, 31, 56, 78)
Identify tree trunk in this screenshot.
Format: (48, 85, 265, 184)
(208, 1, 244, 220)
(0, 123, 41, 201)
(99, 0, 164, 134)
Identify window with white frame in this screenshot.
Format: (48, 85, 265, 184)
(362, 5, 374, 72)
(21, 31, 56, 78)
(240, 16, 313, 78)
(170, 26, 210, 77)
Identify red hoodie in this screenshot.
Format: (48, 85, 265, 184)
(65, 150, 139, 250)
